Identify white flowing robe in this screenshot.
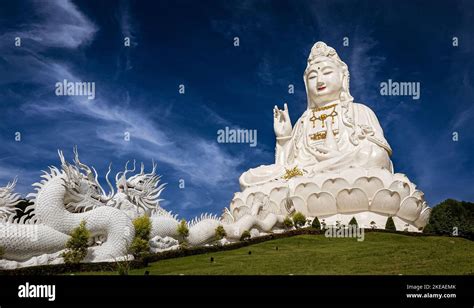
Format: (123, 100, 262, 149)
(239, 102, 393, 188)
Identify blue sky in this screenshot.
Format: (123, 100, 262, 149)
(0, 0, 473, 219)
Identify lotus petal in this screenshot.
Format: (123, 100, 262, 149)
(269, 187, 290, 205)
(307, 192, 337, 216)
(389, 181, 411, 201)
(370, 189, 400, 215)
(367, 167, 393, 186)
(230, 198, 245, 212)
(336, 188, 369, 213)
(289, 196, 307, 215)
(414, 205, 431, 228)
(411, 190, 424, 200)
(246, 192, 266, 207)
(294, 182, 319, 200)
(322, 178, 350, 197)
(392, 173, 410, 183)
(397, 197, 423, 221)
(233, 205, 250, 220)
(353, 177, 384, 200)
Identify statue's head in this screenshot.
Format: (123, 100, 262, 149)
(303, 42, 353, 108)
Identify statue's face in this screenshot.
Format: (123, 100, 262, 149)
(306, 59, 343, 106)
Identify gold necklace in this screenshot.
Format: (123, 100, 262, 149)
(309, 103, 338, 128)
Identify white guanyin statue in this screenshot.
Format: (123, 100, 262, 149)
(229, 41, 431, 232)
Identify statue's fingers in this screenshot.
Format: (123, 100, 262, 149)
(278, 109, 287, 121)
(284, 103, 290, 115)
(273, 106, 279, 118)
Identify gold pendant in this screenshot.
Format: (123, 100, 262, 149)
(309, 104, 338, 128)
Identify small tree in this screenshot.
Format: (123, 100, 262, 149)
(62, 220, 90, 264)
(385, 216, 396, 231)
(133, 216, 152, 240)
(130, 216, 152, 258)
(130, 237, 150, 258)
(292, 212, 306, 228)
(215, 225, 227, 240)
(283, 216, 294, 229)
(177, 219, 189, 240)
(348, 217, 358, 227)
(240, 230, 251, 241)
(311, 217, 321, 230)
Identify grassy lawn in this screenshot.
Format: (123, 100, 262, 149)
(78, 233, 474, 275)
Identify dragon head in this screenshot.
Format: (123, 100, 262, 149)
(58, 148, 115, 212)
(114, 160, 166, 213)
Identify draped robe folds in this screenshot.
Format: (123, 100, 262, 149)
(239, 102, 393, 189)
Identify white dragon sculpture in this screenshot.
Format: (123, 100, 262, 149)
(0, 148, 285, 269)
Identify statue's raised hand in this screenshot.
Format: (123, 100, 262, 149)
(273, 103, 292, 138)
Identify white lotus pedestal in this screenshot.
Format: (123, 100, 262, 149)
(229, 167, 431, 232)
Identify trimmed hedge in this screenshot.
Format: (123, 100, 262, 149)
(311, 217, 321, 230)
(348, 217, 358, 227)
(385, 216, 396, 231)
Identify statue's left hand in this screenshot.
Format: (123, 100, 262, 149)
(314, 145, 341, 161)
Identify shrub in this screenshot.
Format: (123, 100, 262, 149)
(311, 217, 321, 230)
(62, 220, 90, 264)
(177, 219, 189, 239)
(133, 216, 152, 240)
(130, 216, 152, 258)
(215, 225, 227, 240)
(130, 237, 150, 258)
(348, 217, 358, 227)
(385, 216, 396, 231)
(292, 212, 306, 228)
(283, 216, 294, 229)
(424, 199, 474, 240)
(240, 230, 251, 241)
(179, 241, 190, 249)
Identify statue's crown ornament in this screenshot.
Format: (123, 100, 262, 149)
(307, 41, 341, 65)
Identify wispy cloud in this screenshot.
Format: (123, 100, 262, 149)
(0, 0, 244, 217)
